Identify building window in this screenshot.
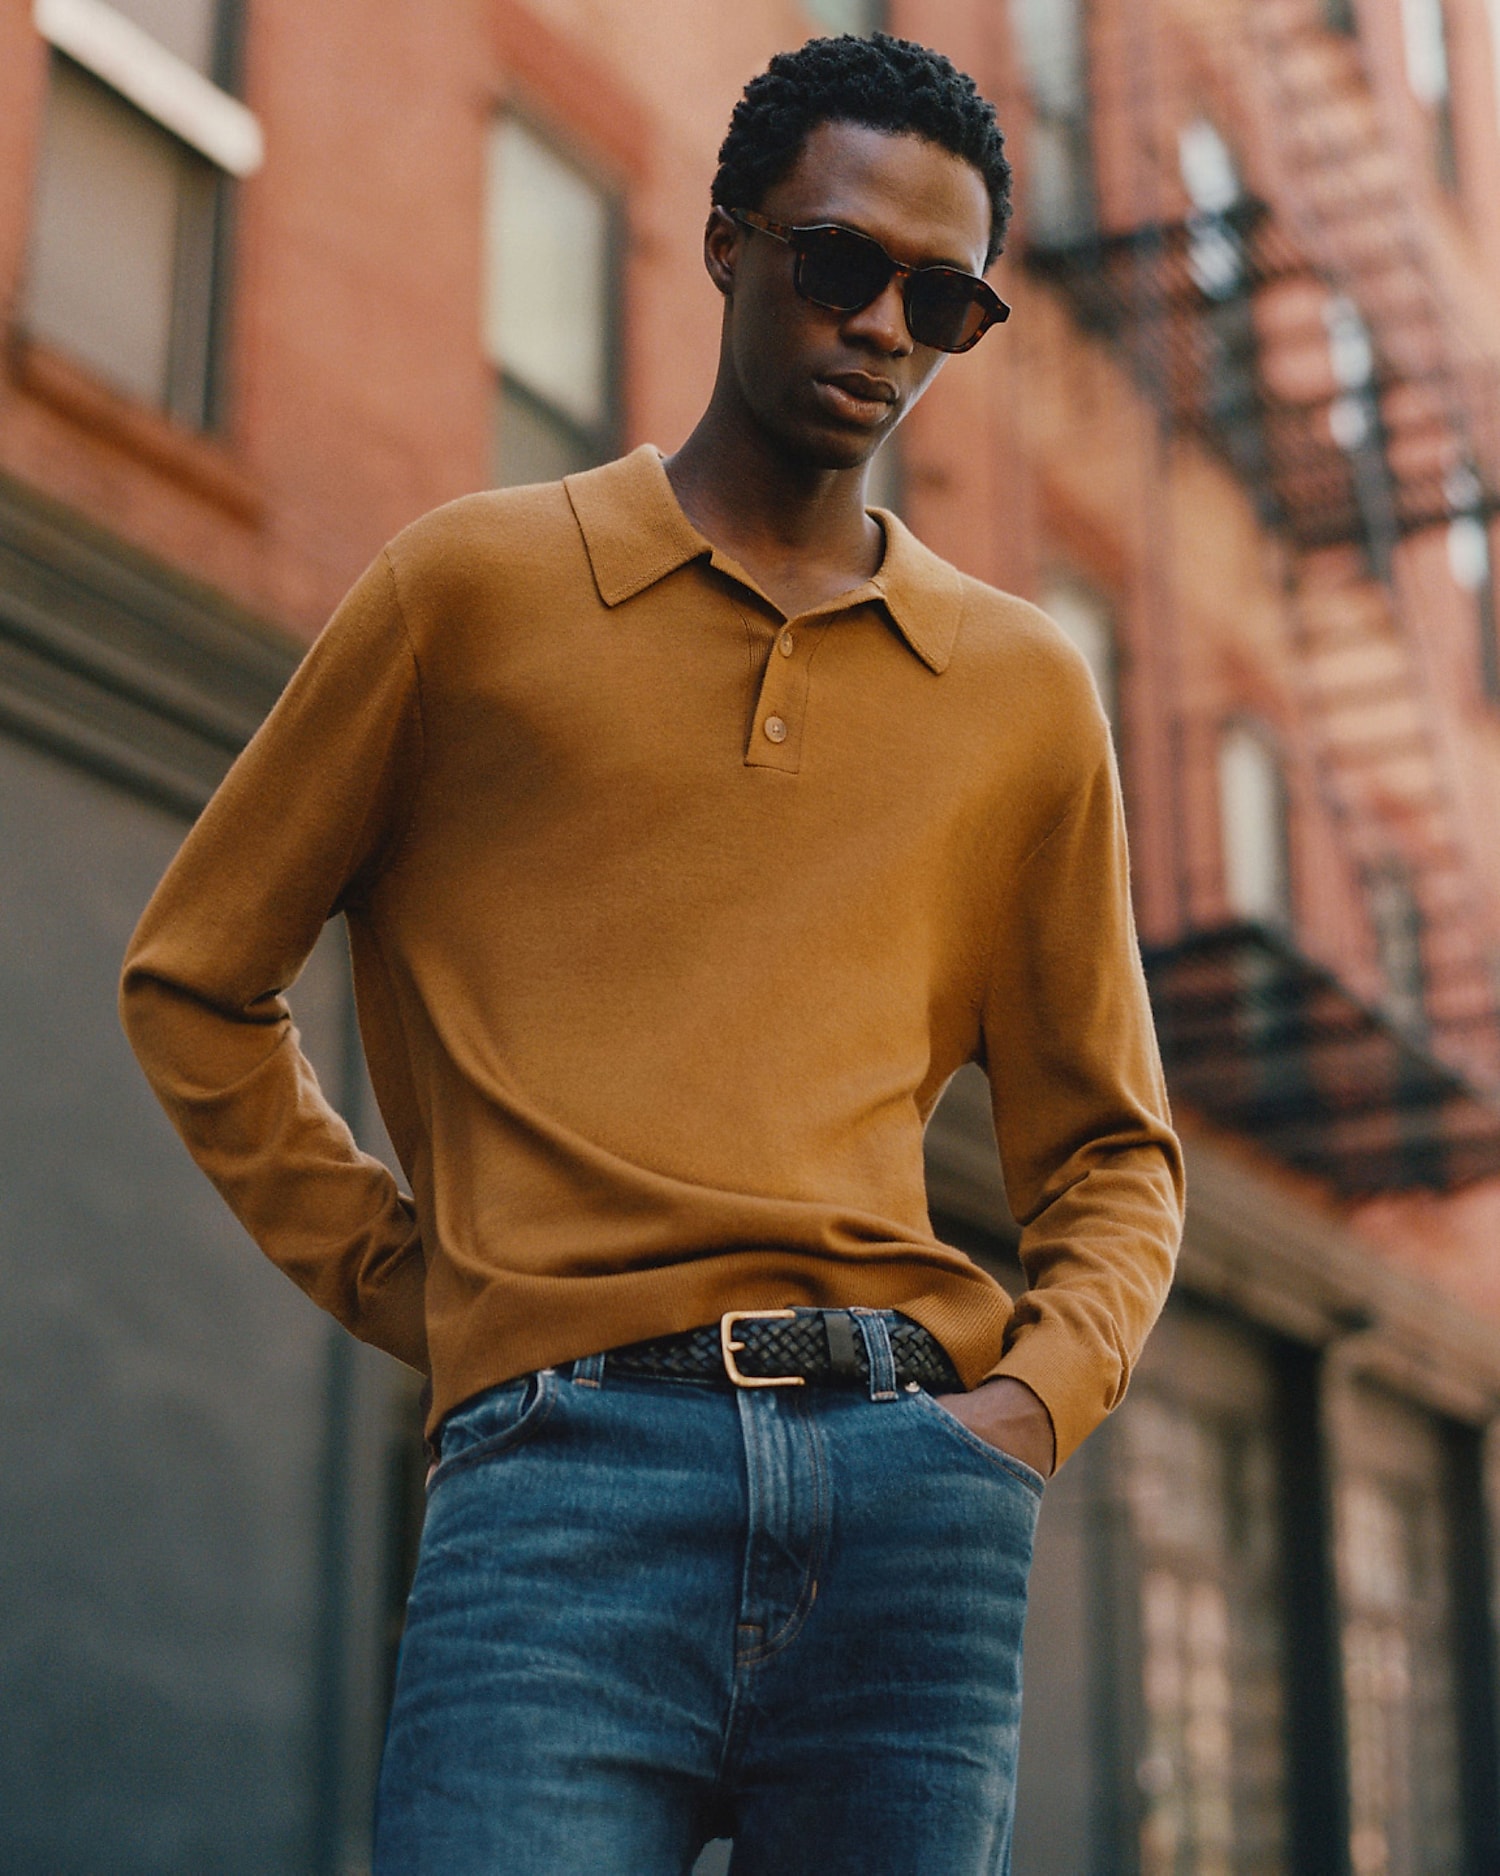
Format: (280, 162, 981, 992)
(484, 117, 618, 489)
(1118, 1308, 1291, 1873)
(1009, 0, 1094, 246)
(103, 0, 226, 72)
(803, 0, 884, 31)
(1219, 721, 1291, 930)
(1334, 1385, 1467, 1876)
(1179, 118, 1244, 305)
(23, 0, 260, 429)
(1366, 861, 1426, 1034)
(1400, 0, 1459, 189)
(1446, 466, 1500, 703)
(863, 436, 902, 517)
(1176, 119, 1276, 516)
(1043, 573, 1117, 730)
(1324, 293, 1397, 579)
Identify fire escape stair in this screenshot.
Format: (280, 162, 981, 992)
(1022, 0, 1500, 1186)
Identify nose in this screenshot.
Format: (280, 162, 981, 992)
(842, 275, 913, 356)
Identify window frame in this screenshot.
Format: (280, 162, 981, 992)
(1398, 0, 1460, 192)
(1217, 715, 1294, 933)
(1009, 0, 1097, 247)
(23, 0, 257, 433)
(33, 0, 260, 174)
(1329, 1377, 1488, 1874)
(801, 0, 886, 32)
(1445, 479, 1500, 708)
(1364, 858, 1427, 1037)
(483, 109, 624, 489)
(1477, 545, 1500, 706)
(1041, 569, 1121, 741)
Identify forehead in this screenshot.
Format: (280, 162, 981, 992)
(762, 120, 992, 274)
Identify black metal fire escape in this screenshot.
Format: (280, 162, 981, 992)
(1020, 0, 1500, 1195)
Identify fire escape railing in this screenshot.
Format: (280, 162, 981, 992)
(1024, 203, 1500, 555)
(1017, 2, 1500, 1191)
(1143, 924, 1500, 1195)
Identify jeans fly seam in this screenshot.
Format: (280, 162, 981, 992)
(737, 1392, 828, 1665)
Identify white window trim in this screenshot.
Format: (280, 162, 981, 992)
(34, 0, 263, 176)
(1489, 0, 1500, 137)
(1399, 0, 1451, 108)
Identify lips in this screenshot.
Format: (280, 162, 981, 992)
(815, 372, 899, 428)
(820, 372, 897, 404)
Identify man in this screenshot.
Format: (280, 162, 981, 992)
(122, 32, 1182, 1876)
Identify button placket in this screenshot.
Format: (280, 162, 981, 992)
(745, 615, 823, 771)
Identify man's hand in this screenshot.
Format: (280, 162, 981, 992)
(932, 1376, 1055, 1479)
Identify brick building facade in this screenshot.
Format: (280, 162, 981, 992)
(3, 0, 1500, 1870)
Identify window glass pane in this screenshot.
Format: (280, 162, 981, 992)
(1400, 0, 1451, 105)
(26, 58, 181, 407)
(495, 379, 598, 489)
(485, 119, 609, 433)
(1448, 513, 1490, 592)
(1366, 864, 1425, 1032)
(863, 438, 902, 517)
(1120, 1310, 1290, 1872)
(1010, 0, 1094, 243)
(1219, 722, 1290, 927)
(804, 0, 884, 31)
(1011, 0, 1087, 118)
(1399, 0, 1458, 185)
(1334, 1386, 1464, 1876)
(1024, 120, 1093, 245)
(108, 0, 220, 77)
(1179, 119, 1240, 216)
(1043, 575, 1116, 726)
(165, 150, 220, 427)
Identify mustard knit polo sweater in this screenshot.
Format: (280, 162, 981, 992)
(121, 446, 1183, 1464)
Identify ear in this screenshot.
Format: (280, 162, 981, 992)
(703, 206, 741, 298)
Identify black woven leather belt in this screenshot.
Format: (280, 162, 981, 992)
(594, 1308, 961, 1393)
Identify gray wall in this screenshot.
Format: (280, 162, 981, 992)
(0, 733, 395, 1874)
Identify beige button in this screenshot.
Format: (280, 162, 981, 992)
(779, 631, 795, 657)
(763, 715, 788, 744)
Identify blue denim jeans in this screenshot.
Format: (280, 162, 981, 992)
(374, 1318, 1042, 1875)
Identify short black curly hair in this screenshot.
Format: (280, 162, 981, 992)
(713, 33, 1012, 265)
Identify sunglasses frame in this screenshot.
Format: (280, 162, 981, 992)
(727, 207, 1009, 354)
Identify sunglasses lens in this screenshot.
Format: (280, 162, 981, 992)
(795, 227, 893, 312)
(786, 222, 1000, 353)
(907, 270, 991, 352)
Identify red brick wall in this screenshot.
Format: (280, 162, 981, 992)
(5, 0, 1500, 1312)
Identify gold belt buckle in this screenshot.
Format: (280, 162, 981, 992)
(720, 1309, 806, 1388)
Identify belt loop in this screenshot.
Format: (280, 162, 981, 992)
(852, 1309, 898, 1402)
(823, 1309, 863, 1382)
(571, 1350, 606, 1389)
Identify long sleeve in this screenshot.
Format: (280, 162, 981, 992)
(980, 741, 1184, 1467)
(120, 548, 429, 1372)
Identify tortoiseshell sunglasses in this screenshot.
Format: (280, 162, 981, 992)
(729, 207, 1008, 353)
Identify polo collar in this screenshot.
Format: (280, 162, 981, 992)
(565, 445, 963, 675)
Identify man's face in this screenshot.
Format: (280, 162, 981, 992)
(713, 119, 994, 471)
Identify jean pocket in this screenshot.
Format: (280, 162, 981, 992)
(910, 1389, 1047, 1496)
(429, 1369, 557, 1489)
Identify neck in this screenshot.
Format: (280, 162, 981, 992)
(664, 372, 881, 587)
